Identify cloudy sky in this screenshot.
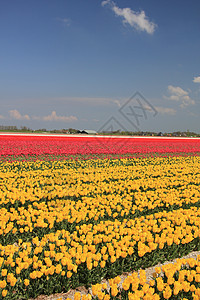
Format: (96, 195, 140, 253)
(0, 0, 200, 132)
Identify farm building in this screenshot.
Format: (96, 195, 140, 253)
(81, 129, 97, 135)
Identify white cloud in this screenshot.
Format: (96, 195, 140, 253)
(0, 115, 5, 119)
(168, 85, 188, 97)
(167, 85, 195, 108)
(113, 99, 121, 107)
(193, 76, 200, 83)
(102, 0, 110, 6)
(9, 110, 30, 120)
(56, 96, 122, 107)
(33, 111, 77, 122)
(155, 106, 176, 115)
(56, 17, 71, 27)
(102, 0, 157, 34)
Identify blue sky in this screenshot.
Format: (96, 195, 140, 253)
(0, 0, 200, 132)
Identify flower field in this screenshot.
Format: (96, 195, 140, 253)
(79, 256, 200, 300)
(1, 135, 200, 160)
(0, 135, 200, 299)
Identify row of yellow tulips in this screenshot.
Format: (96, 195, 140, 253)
(69, 256, 200, 299)
(1, 156, 200, 246)
(1, 205, 200, 298)
(1, 156, 200, 298)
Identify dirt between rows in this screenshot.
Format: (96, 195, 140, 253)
(26, 250, 200, 300)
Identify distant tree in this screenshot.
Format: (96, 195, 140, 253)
(68, 128, 79, 134)
(20, 126, 31, 131)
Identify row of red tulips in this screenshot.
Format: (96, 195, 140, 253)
(0, 136, 200, 158)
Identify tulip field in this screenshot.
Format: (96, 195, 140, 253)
(1, 134, 200, 299)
